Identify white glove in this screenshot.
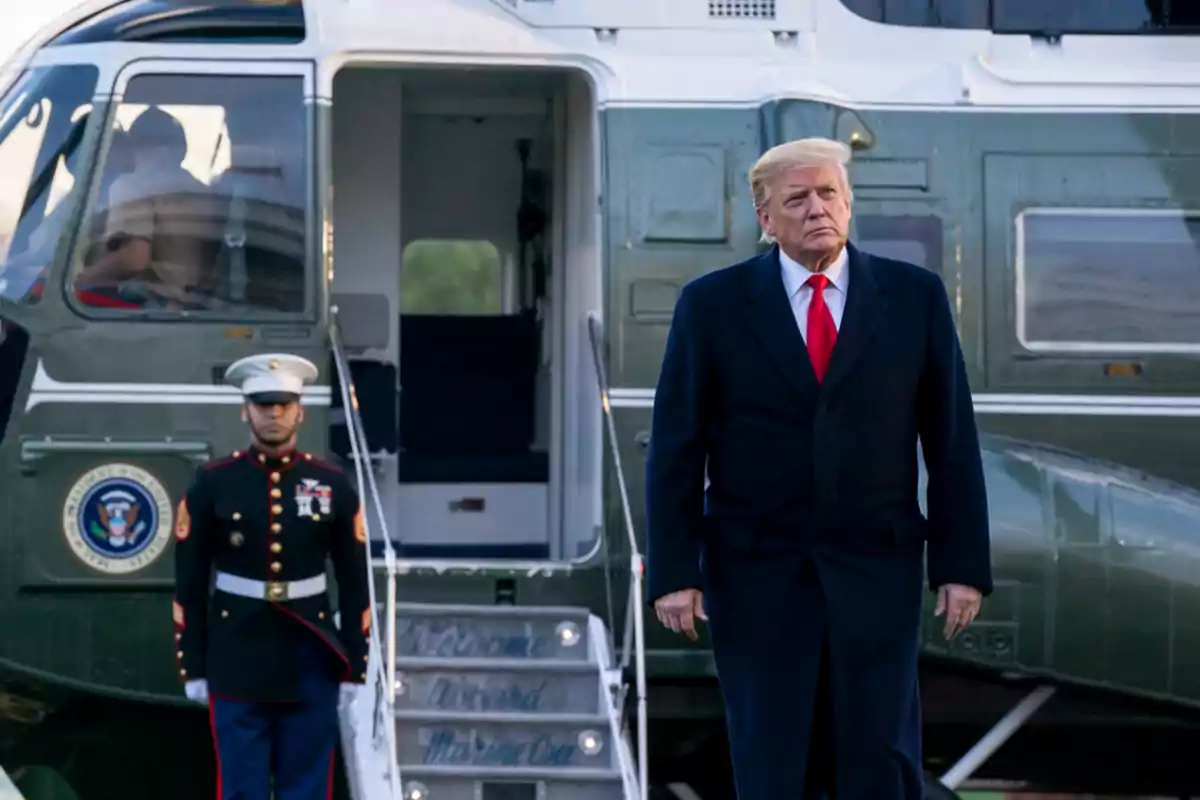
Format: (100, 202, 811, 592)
(185, 679, 209, 704)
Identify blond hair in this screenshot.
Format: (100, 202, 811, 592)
(749, 138, 853, 243)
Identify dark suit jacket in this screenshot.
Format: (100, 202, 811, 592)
(645, 242, 992, 603)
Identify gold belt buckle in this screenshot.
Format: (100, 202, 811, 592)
(266, 581, 288, 601)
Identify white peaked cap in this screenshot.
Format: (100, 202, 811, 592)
(224, 353, 318, 401)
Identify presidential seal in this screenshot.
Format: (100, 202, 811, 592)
(62, 463, 173, 574)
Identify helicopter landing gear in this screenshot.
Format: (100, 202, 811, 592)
(937, 684, 1057, 794)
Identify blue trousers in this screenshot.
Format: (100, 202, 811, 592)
(209, 629, 340, 800)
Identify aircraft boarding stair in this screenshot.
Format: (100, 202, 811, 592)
(330, 316, 648, 800)
(390, 602, 638, 799)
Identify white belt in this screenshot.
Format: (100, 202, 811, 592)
(215, 571, 327, 602)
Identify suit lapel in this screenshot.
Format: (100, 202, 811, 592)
(820, 243, 887, 397)
(742, 246, 820, 403)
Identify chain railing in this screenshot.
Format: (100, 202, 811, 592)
(586, 311, 649, 800)
(329, 318, 401, 799)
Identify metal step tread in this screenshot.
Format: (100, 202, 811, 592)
(396, 656, 602, 673)
(394, 601, 593, 619)
(396, 764, 625, 782)
(395, 709, 610, 725)
(373, 557, 580, 575)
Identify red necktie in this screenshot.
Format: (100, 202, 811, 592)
(806, 274, 837, 382)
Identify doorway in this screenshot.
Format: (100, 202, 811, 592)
(328, 64, 601, 563)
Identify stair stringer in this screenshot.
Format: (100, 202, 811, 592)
(338, 611, 402, 800)
(587, 612, 642, 799)
(388, 602, 642, 800)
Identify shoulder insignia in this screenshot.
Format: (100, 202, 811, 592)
(362, 608, 371, 635)
(173, 599, 185, 628)
(202, 455, 241, 472)
(354, 506, 367, 544)
(304, 454, 345, 474)
(175, 499, 190, 541)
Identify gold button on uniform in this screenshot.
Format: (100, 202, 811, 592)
(271, 472, 281, 483)
(230, 532, 244, 547)
(312, 514, 321, 522)
(271, 562, 282, 573)
(318, 611, 325, 620)
(271, 523, 282, 533)
(271, 542, 282, 553)
(232, 512, 242, 521)
(221, 610, 229, 618)
(180, 669, 187, 677)
(271, 488, 282, 499)
(272, 504, 283, 515)
(177, 650, 184, 659)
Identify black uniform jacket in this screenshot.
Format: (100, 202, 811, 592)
(172, 444, 372, 702)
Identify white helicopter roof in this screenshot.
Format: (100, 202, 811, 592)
(8, 0, 1200, 109)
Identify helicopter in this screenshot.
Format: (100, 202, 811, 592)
(2, 0, 1200, 798)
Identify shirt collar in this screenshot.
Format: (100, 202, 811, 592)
(779, 244, 849, 300)
(245, 442, 298, 469)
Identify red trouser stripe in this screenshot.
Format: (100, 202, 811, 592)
(208, 699, 224, 800)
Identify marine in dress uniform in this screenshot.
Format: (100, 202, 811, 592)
(172, 353, 372, 800)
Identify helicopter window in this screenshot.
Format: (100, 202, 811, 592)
(0, 65, 100, 305)
(840, 0, 1200, 32)
(400, 239, 508, 316)
(68, 72, 309, 317)
(1016, 208, 1200, 352)
(838, 0, 988, 28)
(48, 0, 306, 47)
(854, 214, 942, 274)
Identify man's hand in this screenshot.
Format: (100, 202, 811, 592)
(654, 589, 707, 641)
(935, 583, 981, 640)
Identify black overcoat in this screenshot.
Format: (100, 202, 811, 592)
(646, 243, 992, 799)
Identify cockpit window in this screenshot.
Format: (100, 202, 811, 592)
(68, 72, 310, 316)
(0, 65, 100, 305)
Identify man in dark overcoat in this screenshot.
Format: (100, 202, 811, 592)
(645, 136, 992, 799)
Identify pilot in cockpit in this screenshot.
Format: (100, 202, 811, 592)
(205, 93, 307, 313)
(72, 106, 213, 309)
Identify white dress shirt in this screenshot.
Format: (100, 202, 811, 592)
(779, 245, 849, 343)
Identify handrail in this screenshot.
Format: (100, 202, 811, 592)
(329, 317, 401, 799)
(586, 311, 649, 800)
(0, 763, 25, 799)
